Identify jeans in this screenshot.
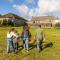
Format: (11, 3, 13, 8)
(37, 38, 43, 51)
(23, 38, 29, 50)
(13, 43, 19, 50)
(7, 38, 14, 52)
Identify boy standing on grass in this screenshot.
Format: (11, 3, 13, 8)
(35, 25, 44, 52)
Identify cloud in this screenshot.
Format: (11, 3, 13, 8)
(13, 5, 29, 15)
(38, 0, 60, 14)
(29, 0, 60, 16)
(13, 4, 31, 19)
(13, 4, 37, 20)
(13, 0, 60, 20)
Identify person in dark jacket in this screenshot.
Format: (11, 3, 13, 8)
(21, 25, 31, 52)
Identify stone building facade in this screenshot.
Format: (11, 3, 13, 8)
(30, 16, 58, 28)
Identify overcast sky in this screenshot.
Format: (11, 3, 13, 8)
(0, 0, 60, 20)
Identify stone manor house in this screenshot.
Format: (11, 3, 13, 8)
(27, 16, 59, 28)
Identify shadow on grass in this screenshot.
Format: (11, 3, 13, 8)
(18, 45, 23, 51)
(29, 42, 53, 51)
(43, 42, 53, 50)
(29, 44, 36, 50)
(14, 45, 23, 54)
(15, 42, 53, 53)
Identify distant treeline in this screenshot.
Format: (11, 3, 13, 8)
(0, 19, 26, 27)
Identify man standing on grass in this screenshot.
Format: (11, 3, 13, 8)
(35, 25, 44, 52)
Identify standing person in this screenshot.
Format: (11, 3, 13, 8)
(35, 25, 44, 52)
(7, 29, 13, 53)
(10, 28, 15, 52)
(21, 25, 31, 52)
(13, 30, 19, 52)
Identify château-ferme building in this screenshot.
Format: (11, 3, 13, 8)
(30, 16, 59, 28)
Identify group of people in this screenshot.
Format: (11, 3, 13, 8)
(7, 25, 44, 53)
(7, 28, 19, 53)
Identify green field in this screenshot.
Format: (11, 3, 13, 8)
(0, 27, 60, 60)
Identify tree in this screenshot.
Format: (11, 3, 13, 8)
(2, 19, 7, 26)
(55, 23, 60, 27)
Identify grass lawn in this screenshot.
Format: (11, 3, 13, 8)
(0, 27, 60, 60)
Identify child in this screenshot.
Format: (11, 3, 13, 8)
(13, 30, 19, 52)
(21, 26, 31, 52)
(10, 28, 15, 52)
(35, 25, 44, 52)
(7, 29, 12, 53)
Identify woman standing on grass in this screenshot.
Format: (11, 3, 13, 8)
(7, 29, 14, 53)
(21, 25, 31, 52)
(7, 28, 16, 53)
